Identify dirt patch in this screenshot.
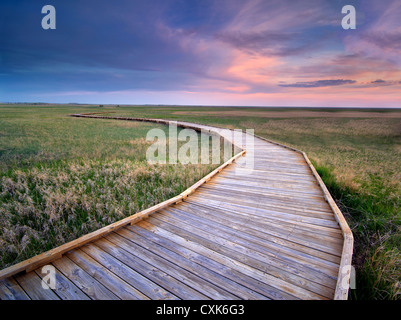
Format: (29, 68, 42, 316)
(172, 110, 401, 118)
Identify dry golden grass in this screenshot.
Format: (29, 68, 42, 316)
(173, 110, 401, 119)
(0, 106, 224, 269)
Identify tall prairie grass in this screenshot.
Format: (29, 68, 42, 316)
(0, 159, 216, 269)
(0, 105, 224, 269)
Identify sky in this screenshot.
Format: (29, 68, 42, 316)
(1, 0, 401, 108)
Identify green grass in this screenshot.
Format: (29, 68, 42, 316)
(0, 105, 223, 269)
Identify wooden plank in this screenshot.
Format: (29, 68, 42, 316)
(213, 178, 322, 194)
(147, 214, 336, 298)
(195, 190, 336, 222)
(235, 172, 315, 182)
(135, 220, 327, 300)
(252, 134, 304, 154)
(34, 265, 90, 300)
(249, 153, 305, 161)
(231, 173, 317, 185)
(200, 184, 332, 212)
(80, 243, 178, 300)
(191, 194, 341, 230)
(124, 226, 295, 300)
(301, 152, 354, 300)
(203, 193, 334, 219)
(184, 199, 343, 245)
(14, 272, 60, 300)
(52, 256, 119, 300)
(0, 277, 30, 300)
(113, 229, 266, 300)
(165, 205, 340, 276)
(95, 237, 210, 300)
(218, 171, 319, 188)
(206, 179, 324, 196)
(66, 249, 149, 300)
(206, 176, 323, 194)
(196, 187, 334, 215)
(231, 167, 316, 179)
(196, 187, 333, 210)
(125, 224, 294, 300)
(196, 185, 330, 206)
(162, 207, 339, 281)
(241, 166, 311, 175)
(185, 200, 342, 244)
(178, 150, 245, 199)
(105, 231, 222, 300)
(204, 177, 322, 195)
(183, 199, 343, 257)
(112, 229, 238, 300)
(242, 164, 311, 175)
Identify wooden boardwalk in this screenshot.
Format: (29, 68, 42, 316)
(0, 116, 353, 300)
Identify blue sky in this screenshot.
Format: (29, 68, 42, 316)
(1, 0, 400, 107)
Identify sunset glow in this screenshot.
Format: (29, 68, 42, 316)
(1, 0, 400, 107)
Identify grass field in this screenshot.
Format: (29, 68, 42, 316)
(1, 104, 400, 299)
(0, 105, 224, 271)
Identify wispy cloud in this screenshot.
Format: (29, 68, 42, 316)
(279, 79, 356, 88)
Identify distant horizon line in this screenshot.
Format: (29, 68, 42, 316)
(1, 102, 401, 110)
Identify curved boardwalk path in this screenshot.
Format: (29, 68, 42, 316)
(0, 115, 353, 300)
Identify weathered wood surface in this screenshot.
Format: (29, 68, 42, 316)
(0, 116, 353, 300)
